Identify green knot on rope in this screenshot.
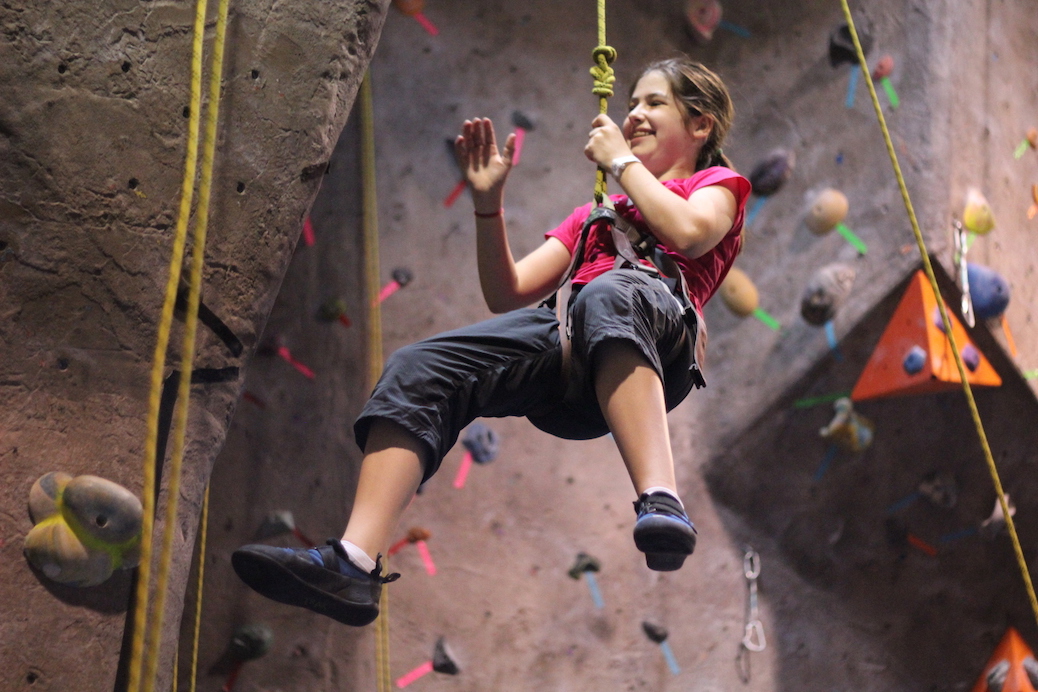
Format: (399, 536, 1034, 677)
(590, 45, 617, 98)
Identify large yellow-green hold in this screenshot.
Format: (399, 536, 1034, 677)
(962, 187, 996, 235)
(24, 472, 143, 587)
(718, 267, 759, 317)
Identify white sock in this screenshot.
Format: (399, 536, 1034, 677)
(643, 486, 684, 509)
(339, 540, 376, 572)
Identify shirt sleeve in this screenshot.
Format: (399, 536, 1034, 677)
(545, 203, 593, 253)
(676, 167, 752, 211)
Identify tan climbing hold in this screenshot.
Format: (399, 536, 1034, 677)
(719, 267, 759, 317)
(23, 473, 143, 587)
(962, 187, 995, 235)
(806, 189, 849, 235)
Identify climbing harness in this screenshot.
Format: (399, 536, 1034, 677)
(735, 547, 765, 683)
(838, 0, 1038, 629)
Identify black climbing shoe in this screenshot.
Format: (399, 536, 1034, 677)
(231, 539, 399, 626)
(632, 492, 697, 572)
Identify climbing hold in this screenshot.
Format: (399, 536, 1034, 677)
(642, 622, 681, 675)
(454, 422, 499, 489)
(24, 472, 142, 587)
(805, 188, 849, 235)
(432, 637, 460, 675)
(800, 263, 855, 326)
(851, 271, 1001, 400)
(222, 623, 274, 692)
(376, 267, 414, 303)
(980, 495, 1016, 540)
(918, 471, 957, 509)
(719, 267, 758, 317)
(902, 345, 927, 375)
(967, 263, 1010, 321)
(392, 0, 439, 35)
(389, 526, 432, 555)
(684, 0, 722, 42)
(748, 149, 795, 196)
(962, 187, 996, 235)
(230, 623, 273, 662)
(961, 344, 980, 372)
(1029, 128, 1038, 149)
(462, 422, 499, 465)
(511, 111, 536, 165)
(828, 23, 873, 68)
(642, 622, 668, 644)
(317, 297, 350, 324)
(1028, 184, 1038, 220)
(396, 638, 460, 688)
(872, 55, 894, 80)
(972, 628, 1037, 692)
(818, 397, 873, 453)
(569, 552, 604, 608)
(255, 510, 316, 547)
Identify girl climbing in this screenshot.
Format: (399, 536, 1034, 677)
(232, 56, 751, 627)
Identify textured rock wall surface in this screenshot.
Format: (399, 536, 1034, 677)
(194, 0, 1038, 691)
(0, 0, 388, 689)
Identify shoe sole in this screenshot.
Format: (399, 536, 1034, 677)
(231, 549, 378, 627)
(633, 515, 697, 572)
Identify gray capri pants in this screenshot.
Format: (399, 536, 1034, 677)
(354, 269, 698, 482)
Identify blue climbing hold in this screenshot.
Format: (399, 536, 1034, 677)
(967, 262, 1010, 320)
(903, 345, 927, 375)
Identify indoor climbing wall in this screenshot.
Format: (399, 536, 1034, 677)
(188, 0, 1037, 691)
(0, 0, 389, 690)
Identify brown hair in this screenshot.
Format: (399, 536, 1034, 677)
(633, 57, 735, 172)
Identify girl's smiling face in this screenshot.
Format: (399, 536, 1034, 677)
(623, 71, 712, 181)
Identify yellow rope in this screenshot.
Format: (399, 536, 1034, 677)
(188, 483, 210, 692)
(125, 0, 209, 686)
(838, 0, 1038, 629)
(359, 72, 393, 692)
(141, 0, 232, 684)
(590, 0, 616, 204)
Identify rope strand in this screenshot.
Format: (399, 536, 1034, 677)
(590, 0, 615, 204)
(125, 0, 209, 686)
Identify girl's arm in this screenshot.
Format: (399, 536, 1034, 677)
(457, 118, 572, 313)
(585, 114, 737, 259)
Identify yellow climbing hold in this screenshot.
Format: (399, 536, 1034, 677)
(24, 472, 143, 587)
(719, 267, 759, 317)
(806, 188, 849, 235)
(962, 187, 996, 235)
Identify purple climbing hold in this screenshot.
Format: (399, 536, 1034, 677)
(462, 422, 499, 465)
(903, 345, 927, 375)
(961, 344, 980, 372)
(748, 149, 795, 196)
(932, 306, 945, 332)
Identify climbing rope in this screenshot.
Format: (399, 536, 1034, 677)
(124, 0, 209, 686)
(188, 483, 211, 692)
(838, 0, 1038, 629)
(126, 0, 232, 687)
(590, 0, 616, 204)
(358, 72, 393, 692)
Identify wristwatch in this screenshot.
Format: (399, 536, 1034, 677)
(610, 155, 641, 180)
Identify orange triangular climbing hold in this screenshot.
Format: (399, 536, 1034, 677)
(851, 270, 1001, 401)
(970, 627, 1038, 692)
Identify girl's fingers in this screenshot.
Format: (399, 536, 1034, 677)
(501, 132, 517, 165)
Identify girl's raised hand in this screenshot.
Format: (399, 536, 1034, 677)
(455, 118, 516, 197)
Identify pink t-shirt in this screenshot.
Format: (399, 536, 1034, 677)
(545, 167, 751, 311)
